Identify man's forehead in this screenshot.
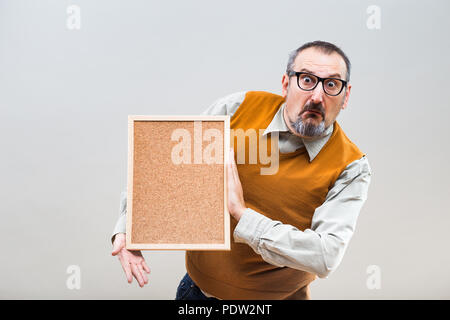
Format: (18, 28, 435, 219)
(294, 47, 346, 79)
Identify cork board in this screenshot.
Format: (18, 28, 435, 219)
(126, 115, 230, 250)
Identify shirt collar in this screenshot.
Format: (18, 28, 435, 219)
(262, 103, 334, 162)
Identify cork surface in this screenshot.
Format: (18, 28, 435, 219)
(130, 119, 227, 247)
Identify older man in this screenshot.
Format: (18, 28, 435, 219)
(111, 40, 372, 300)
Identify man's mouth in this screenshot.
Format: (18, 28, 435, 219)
(303, 110, 323, 117)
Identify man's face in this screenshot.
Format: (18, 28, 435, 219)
(281, 47, 351, 139)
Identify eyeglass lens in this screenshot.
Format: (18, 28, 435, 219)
(298, 73, 343, 95)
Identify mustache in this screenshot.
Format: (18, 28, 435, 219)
(300, 102, 325, 117)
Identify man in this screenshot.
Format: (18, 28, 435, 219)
(111, 40, 372, 300)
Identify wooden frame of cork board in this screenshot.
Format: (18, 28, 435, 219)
(126, 115, 230, 250)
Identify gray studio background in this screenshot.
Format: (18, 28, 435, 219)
(1, 0, 449, 299)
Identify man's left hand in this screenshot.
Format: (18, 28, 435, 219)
(227, 148, 247, 221)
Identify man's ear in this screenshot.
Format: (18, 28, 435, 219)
(281, 73, 289, 98)
(341, 83, 351, 110)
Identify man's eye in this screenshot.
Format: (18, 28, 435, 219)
(303, 77, 312, 83)
(327, 81, 336, 87)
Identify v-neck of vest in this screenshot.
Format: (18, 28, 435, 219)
(278, 146, 307, 158)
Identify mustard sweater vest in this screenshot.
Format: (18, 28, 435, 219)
(186, 91, 364, 299)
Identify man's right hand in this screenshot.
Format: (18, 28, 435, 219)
(111, 233, 150, 287)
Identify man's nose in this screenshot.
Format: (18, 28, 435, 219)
(311, 81, 325, 104)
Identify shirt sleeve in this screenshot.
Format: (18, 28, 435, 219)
(111, 92, 247, 242)
(201, 91, 246, 116)
(233, 155, 372, 279)
(111, 190, 127, 243)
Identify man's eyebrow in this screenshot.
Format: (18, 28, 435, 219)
(299, 68, 343, 79)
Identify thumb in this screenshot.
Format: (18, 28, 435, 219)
(111, 241, 122, 256)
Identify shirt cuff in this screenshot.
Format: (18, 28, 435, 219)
(233, 208, 278, 251)
(111, 214, 127, 243)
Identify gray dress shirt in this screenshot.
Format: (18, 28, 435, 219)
(112, 91, 372, 281)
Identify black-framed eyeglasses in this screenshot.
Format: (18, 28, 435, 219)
(287, 71, 348, 96)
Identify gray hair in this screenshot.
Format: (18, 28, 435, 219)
(286, 40, 351, 82)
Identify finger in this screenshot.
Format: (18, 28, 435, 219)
(111, 242, 122, 256)
(230, 149, 240, 184)
(111, 247, 121, 256)
(138, 265, 148, 284)
(118, 255, 133, 283)
(227, 151, 235, 184)
(141, 260, 151, 274)
(228, 148, 234, 164)
(130, 263, 145, 287)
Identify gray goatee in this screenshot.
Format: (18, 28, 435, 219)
(290, 102, 326, 137)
